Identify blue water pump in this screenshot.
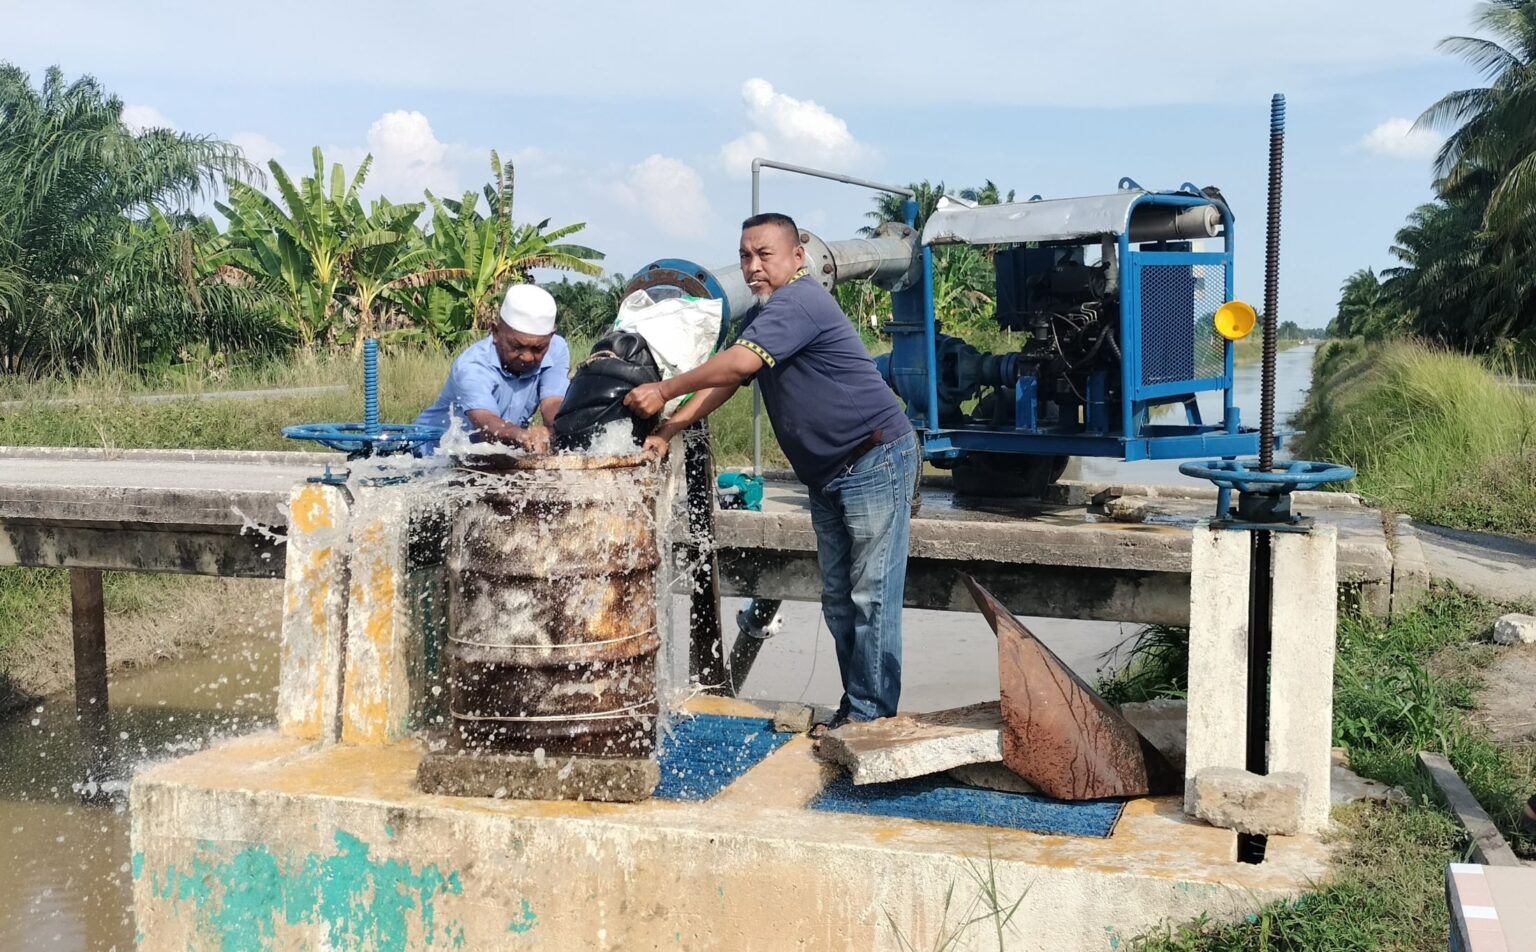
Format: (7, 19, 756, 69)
(625, 160, 1277, 495)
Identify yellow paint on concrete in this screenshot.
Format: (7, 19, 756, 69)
(290, 484, 336, 534)
(343, 519, 405, 746)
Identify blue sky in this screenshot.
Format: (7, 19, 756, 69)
(7, 1, 1491, 327)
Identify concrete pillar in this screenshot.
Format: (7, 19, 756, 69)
(1183, 526, 1251, 814)
(1267, 526, 1338, 834)
(341, 489, 445, 746)
(278, 484, 350, 742)
(70, 567, 110, 787)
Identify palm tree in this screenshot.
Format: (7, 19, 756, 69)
(861, 180, 949, 236)
(0, 64, 260, 374)
(1419, 0, 1536, 228)
(1331, 268, 1398, 340)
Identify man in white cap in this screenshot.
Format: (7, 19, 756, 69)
(414, 283, 568, 453)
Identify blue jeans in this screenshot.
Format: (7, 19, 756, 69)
(807, 431, 918, 722)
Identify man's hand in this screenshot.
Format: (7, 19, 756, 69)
(515, 425, 553, 454)
(642, 434, 671, 460)
(624, 382, 667, 419)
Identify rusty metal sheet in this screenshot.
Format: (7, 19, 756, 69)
(964, 575, 1178, 800)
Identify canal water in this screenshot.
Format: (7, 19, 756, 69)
(0, 347, 1316, 951)
(0, 630, 277, 951)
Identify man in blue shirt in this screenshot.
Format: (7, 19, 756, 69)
(625, 213, 917, 728)
(416, 284, 570, 453)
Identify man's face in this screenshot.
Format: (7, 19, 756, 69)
(492, 323, 552, 375)
(739, 223, 806, 298)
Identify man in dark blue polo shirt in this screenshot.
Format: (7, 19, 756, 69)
(625, 213, 917, 727)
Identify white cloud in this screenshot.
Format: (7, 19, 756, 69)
(720, 79, 871, 176)
(1358, 117, 1445, 161)
(329, 110, 466, 201)
(230, 132, 286, 167)
(121, 104, 175, 133)
(612, 155, 711, 238)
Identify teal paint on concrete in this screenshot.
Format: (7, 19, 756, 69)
(507, 898, 537, 934)
(146, 829, 470, 951)
(385, 824, 398, 839)
(131, 851, 144, 881)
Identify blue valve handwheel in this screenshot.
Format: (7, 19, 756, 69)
(1178, 458, 1355, 495)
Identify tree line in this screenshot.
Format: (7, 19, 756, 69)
(0, 64, 610, 377)
(1332, 0, 1536, 359)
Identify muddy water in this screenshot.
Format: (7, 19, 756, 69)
(0, 630, 277, 951)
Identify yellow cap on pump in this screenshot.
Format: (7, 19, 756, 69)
(1214, 300, 1257, 341)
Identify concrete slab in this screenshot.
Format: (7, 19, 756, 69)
(1120, 699, 1188, 774)
(131, 697, 1331, 952)
(0, 447, 1406, 624)
(1191, 768, 1306, 836)
(816, 702, 1004, 785)
(946, 762, 1036, 795)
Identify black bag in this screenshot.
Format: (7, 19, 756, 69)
(553, 330, 662, 452)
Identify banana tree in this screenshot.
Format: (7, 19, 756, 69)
(398, 151, 603, 341)
(340, 195, 471, 351)
(217, 147, 379, 349)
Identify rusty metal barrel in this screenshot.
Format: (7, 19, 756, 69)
(445, 451, 660, 759)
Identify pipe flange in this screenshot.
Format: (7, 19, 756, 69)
(801, 231, 836, 293)
(868, 221, 922, 292)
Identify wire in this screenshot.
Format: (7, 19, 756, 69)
(796, 608, 826, 704)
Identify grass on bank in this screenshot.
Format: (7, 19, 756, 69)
(1101, 588, 1535, 951)
(1295, 338, 1536, 538)
(0, 340, 790, 468)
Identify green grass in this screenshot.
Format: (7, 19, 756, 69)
(1117, 588, 1535, 951)
(1295, 339, 1536, 538)
(0, 568, 187, 656)
(0, 341, 793, 467)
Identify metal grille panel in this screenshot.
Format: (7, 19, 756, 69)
(1138, 263, 1228, 387)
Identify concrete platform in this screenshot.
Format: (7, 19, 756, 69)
(131, 698, 1330, 951)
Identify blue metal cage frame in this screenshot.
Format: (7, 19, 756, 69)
(906, 187, 1261, 464)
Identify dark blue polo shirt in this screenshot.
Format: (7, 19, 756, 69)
(736, 274, 911, 490)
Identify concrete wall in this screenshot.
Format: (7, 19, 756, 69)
(131, 731, 1327, 952)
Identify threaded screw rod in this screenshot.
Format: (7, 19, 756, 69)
(1259, 94, 1285, 472)
(363, 338, 380, 439)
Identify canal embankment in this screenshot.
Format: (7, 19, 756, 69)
(1295, 338, 1536, 540)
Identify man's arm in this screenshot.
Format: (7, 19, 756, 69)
(625, 345, 763, 418)
(642, 385, 740, 458)
(537, 395, 564, 424)
(464, 409, 549, 452)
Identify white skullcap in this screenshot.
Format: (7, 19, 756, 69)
(499, 284, 558, 335)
